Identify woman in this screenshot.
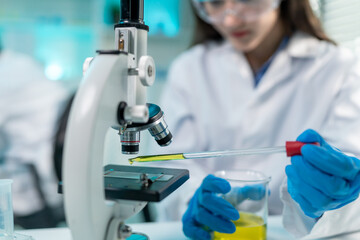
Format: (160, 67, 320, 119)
(151, 0, 360, 239)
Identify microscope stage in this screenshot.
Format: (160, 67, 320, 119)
(59, 165, 189, 202)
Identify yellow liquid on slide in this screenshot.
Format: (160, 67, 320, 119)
(128, 154, 185, 164)
(213, 212, 266, 240)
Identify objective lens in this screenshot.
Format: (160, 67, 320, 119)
(148, 117, 172, 147)
(147, 104, 172, 147)
(119, 103, 172, 154)
(120, 131, 140, 154)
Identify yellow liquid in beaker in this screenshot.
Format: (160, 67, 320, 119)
(213, 212, 266, 240)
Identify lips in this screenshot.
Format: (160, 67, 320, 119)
(231, 30, 250, 38)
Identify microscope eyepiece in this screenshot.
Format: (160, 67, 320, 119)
(116, 0, 148, 31)
(119, 0, 144, 24)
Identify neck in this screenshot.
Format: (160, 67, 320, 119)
(245, 19, 286, 72)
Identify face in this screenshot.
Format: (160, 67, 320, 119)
(193, 0, 282, 52)
(212, 8, 281, 52)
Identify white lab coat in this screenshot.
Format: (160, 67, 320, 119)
(0, 50, 69, 216)
(148, 31, 360, 238)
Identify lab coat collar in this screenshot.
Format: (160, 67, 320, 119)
(287, 31, 323, 58)
(217, 31, 322, 95)
(252, 31, 324, 100)
(220, 31, 322, 58)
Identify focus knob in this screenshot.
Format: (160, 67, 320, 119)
(138, 56, 156, 87)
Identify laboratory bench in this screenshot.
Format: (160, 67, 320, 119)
(18, 216, 360, 240)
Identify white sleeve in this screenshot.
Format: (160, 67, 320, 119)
(147, 54, 210, 221)
(280, 178, 319, 238)
(0, 78, 68, 215)
(281, 178, 360, 240)
(317, 53, 360, 156)
(281, 56, 360, 239)
(150, 59, 208, 155)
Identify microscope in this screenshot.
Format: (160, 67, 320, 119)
(62, 1, 189, 239)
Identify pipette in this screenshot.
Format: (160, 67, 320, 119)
(128, 141, 320, 164)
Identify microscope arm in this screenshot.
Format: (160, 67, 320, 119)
(63, 53, 146, 240)
(63, 2, 188, 239)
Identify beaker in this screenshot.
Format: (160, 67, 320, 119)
(213, 170, 271, 240)
(0, 179, 13, 240)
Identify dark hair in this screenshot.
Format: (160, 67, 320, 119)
(191, 0, 336, 46)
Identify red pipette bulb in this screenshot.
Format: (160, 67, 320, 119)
(286, 141, 320, 157)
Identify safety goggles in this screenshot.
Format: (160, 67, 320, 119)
(192, 0, 282, 24)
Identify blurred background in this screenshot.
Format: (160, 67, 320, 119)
(1, 0, 360, 228)
(0, 0, 194, 103)
(1, 0, 359, 97)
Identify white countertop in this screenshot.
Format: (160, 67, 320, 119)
(17, 216, 293, 240)
(18, 216, 360, 240)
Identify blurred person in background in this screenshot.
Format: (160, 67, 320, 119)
(148, 0, 360, 239)
(0, 39, 69, 228)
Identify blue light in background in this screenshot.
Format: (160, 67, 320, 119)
(45, 63, 64, 81)
(0, 21, 95, 82)
(1, 0, 182, 83)
(144, 0, 180, 37)
(34, 23, 95, 82)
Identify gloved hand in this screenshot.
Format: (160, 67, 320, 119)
(182, 175, 240, 240)
(224, 184, 267, 209)
(286, 129, 360, 218)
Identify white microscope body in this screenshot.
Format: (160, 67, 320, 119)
(62, 1, 185, 239)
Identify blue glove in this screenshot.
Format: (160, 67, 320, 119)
(224, 184, 267, 208)
(182, 175, 240, 240)
(286, 129, 360, 218)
